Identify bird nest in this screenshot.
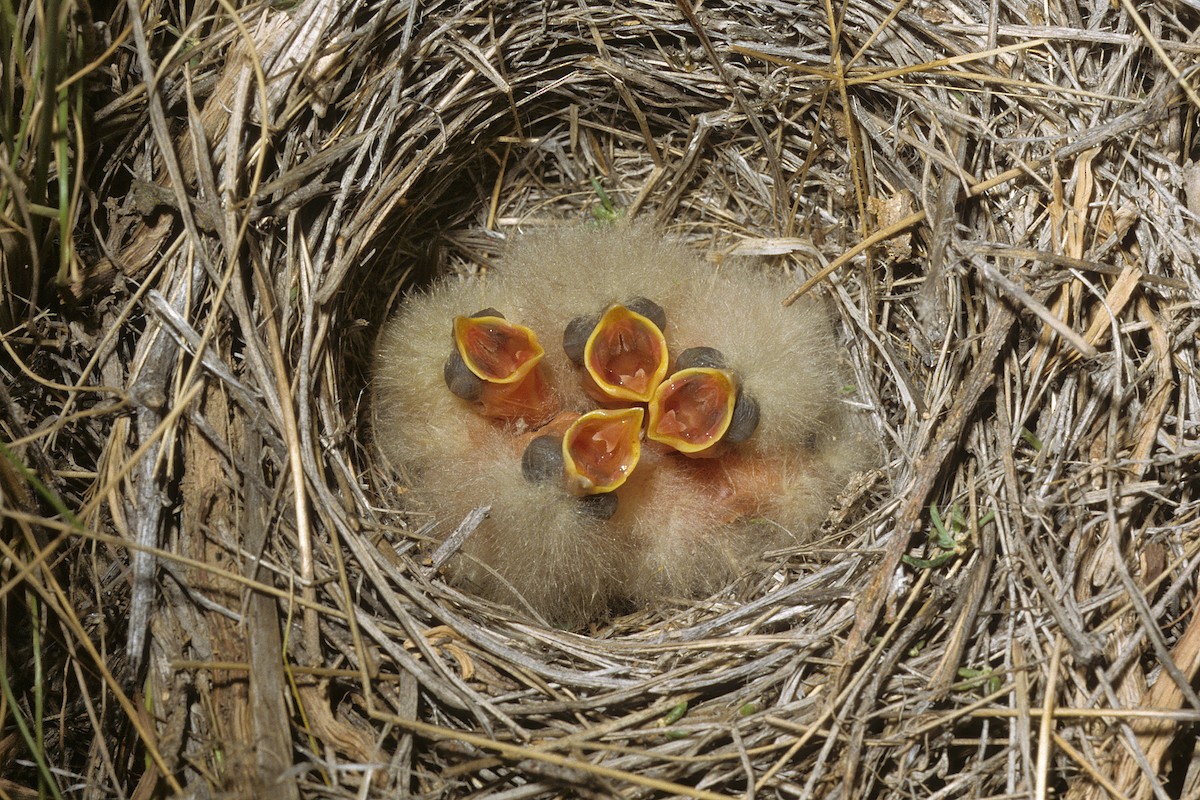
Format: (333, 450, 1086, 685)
(3, 0, 1200, 797)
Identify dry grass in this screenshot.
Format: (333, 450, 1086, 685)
(2, 0, 1199, 797)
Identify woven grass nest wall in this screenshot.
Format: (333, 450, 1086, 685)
(3, 0, 1200, 797)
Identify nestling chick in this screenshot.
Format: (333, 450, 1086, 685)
(373, 223, 865, 626)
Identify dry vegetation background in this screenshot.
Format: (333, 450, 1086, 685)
(2, 0, 1200, 797)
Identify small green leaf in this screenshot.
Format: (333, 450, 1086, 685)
(955, 666, 1001, 694)
(929, 503, 959, 550)
(902, 551, 958, 570)
(949, 505, 967, 531)
(660, 700, 689, 726)
(589, 178, 623, 223)
(929, 502, 946, 535)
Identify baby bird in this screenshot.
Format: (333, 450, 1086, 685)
(373, 223, 864, 626)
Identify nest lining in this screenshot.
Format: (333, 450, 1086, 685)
(1, 0, 1199, 797)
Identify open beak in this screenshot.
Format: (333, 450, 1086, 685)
(562, 407, 644, 495)
(454, 313, 543, 383)
(447, 312, 556, 424)
(647, 367, 739, 455)
(581, 304, 669, 403)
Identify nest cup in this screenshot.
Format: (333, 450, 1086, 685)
(372, 223, 870, 627)
(357, 20, 886, 646)
(9, 0, 1199, 797)
(343, 9, 900, 793)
